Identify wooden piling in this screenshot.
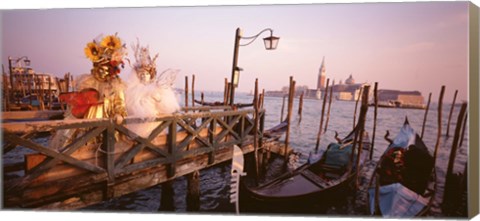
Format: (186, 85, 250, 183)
(315, 78, 330, 152)
(355, 85, 370, 188)
(223, 78, 228, 105)
(433, 86, 445, 168)
(370, 82, 378, 160)
(186, 170, 200, 211)
(324, 81, 334, 133)
(446, 90, 458, 137)
(298, 91, 304, 124)
(280, 95, 286, 122)
(185, 76, 189, 108)
(353, 86, 363, 130)
(3, 71, 10, 111)
(201, 92, 205, 104)
(445, 102, 467, 180)
(226, 83, 232, 106)
(421, 92, 432, 139)
(443, 102, 467, 209)
(260, 89, 265, 109)
(285, 77, 295, 159)
(159, 180, 175, 211)
(459, 112, 468, 148)
(191, 74, 195, 108)
(48, 76, 52, 110)
(253, 78, 260, 179)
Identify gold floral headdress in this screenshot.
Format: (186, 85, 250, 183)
(84, 33, 127, 82)
(131, 39, 159, 80)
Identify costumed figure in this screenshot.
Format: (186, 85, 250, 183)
(125, 39, 181, 138)
(50, 33, 128, 149)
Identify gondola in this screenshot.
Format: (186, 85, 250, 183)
(240, 124, 371, 211)
(366, 118, 436, 217)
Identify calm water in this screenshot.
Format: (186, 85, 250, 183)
(75, 92, 468, 217)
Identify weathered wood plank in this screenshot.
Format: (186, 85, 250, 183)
(2, 110, 64, 120)
(6, 133, 105, 174)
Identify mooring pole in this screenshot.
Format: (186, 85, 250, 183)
(433, 86, 446, 168)
(280, 95, 286, 122)
(355, 85, 370, 188)
(284, 76, 295, 160)
(369, 82, 378, 160)
(253, 78, 260, 180)
(353, 86, 363, 130)
(186, 170, 200, 211)
(443, 102, 467, 209)
(324, 81, 334, 133)
(224, 78, 228, 105)
(191, 74, 196, 109)
(315, 78, 330, 152)
(446, 90, 458, 137)
(261, 89, 265, 109)
(421, 92, 432, 139)
(159, 180, 175, 211)
(459, 112, 468, 148)
(184, 76, 189, 108)
(298, 91, 304, 124)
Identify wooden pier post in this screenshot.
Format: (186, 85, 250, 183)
(459, 112, 468, 148)
(280, 95, 286, 123)
(369, 82, 378, 160)
(433, 86, 445, 168)
(315, 78, 330, 152)
(446, 90, 458, 137)
(260, 89, 265, 109)
(223, 78, 228, 105)
(253, 78, 260, 180)
(191, 74, 195, 109)
(159, 180, 175, 211)
(285, 76, 295, 159)
(421, 92, 432, 139)
(298, 91, 304, 124)
(324, 81, 334, 133)
(186, 170, 200, 211)
(185, 76, 189, 108)
(353, 86, 363, 130)
(355, 85, 370, 188)
(48, 76, 52, 110)
(201, 92, 205, 104)
(443, 102, 467, 212)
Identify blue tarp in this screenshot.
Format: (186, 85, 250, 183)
(368, 183, 429, 218)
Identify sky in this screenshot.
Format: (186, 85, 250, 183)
(0, 0, 477, 103)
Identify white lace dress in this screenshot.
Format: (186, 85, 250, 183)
(125, 69, 181, 138)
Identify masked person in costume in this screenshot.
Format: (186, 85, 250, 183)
(50, 33, 128, 149)
(125, 39, 180, 138)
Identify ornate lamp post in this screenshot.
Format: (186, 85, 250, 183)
(229, 28, 279, 105)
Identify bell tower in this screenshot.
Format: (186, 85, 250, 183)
(317, 57, 326, 90)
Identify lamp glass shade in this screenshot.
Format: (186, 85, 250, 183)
(263, 36, 280, 50)
(233, 70, 240, 88)
(24, 59, 31, 66)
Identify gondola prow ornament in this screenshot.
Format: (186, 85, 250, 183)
(230, 145, 246, 215)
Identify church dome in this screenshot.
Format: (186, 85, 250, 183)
(345, 74, 355, 85)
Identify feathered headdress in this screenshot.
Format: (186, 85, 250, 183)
(130, 38, 159, 81)
(84, 33, 127, 82)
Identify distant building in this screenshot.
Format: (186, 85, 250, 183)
(331, 75, 367, 101)
(377, 89, 425, 108)
(317, 57, 326, 90)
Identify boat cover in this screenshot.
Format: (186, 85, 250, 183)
(368, 183, 429, 218)
(323, 142, 355, 169)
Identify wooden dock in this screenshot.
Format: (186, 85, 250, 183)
(2, 106, 288, 210)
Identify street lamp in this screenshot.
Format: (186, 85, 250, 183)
(229, 28, 279, 105)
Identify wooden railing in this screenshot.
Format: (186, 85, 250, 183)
(2, 108, 266, 208)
